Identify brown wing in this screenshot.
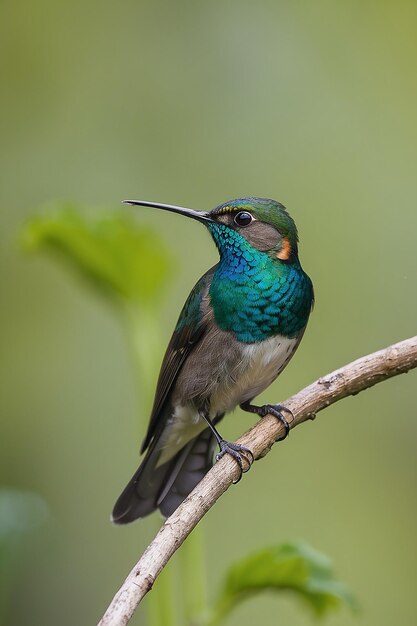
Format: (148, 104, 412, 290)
(140, 266, 215, 453)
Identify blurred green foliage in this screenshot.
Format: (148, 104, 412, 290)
(0, 490, 48, 625)
(1, 0, 417, 625)
(206, 542, 357, 625)
(23, 206, 172, 308)
(22, 206, 175, 394)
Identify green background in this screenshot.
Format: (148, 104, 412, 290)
(1, 0, 417, 624)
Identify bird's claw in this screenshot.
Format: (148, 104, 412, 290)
(216, 440, 254, 483)
(261, 404, 294, 441)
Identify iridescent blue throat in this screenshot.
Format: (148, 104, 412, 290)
(208, 223, 313, 342)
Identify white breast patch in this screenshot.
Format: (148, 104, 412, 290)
(157, 334, 298, 466)
(210, 334, 298, 414)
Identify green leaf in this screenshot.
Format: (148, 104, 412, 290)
(22, 203, 173, 308)
(205, 542, 357, 625)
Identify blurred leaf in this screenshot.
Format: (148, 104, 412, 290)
(22, 204, 173, 308)
(0, 489, 49, 625)
(0, 487, 49, 572)
(0, 488, 49, 539)
(205, 542, 357, 625)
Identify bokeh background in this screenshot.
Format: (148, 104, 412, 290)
(1, 1, 417, 624)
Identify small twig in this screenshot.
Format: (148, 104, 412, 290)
(98, 335, 417, 626)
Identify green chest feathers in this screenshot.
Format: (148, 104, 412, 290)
(209, 246, 313, 343)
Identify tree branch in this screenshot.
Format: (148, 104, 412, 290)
(98, 335, 417, 626)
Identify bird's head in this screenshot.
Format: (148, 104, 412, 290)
(124, 196, 299, 262)
(208, 197, 298, 261)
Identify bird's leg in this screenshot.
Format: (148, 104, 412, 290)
(240, 400, 294, 441)
(199, 409, 254, 483)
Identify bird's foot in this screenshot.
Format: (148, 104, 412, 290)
(216, 440, 254, 483)
(260, 404, 293, 441)
(240, 401, 294, 441)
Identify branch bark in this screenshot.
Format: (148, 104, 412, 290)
(98, 335, 417, 626)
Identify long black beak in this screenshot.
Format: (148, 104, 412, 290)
(123, 199, 214, 224)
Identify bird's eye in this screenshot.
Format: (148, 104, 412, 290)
(234, 211, 253, 227)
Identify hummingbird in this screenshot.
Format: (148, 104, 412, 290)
(112, 197, 314, 524)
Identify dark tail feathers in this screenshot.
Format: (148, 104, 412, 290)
(111, 428, 215, 524)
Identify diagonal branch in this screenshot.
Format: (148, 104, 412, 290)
(98, 335, 417, 626)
